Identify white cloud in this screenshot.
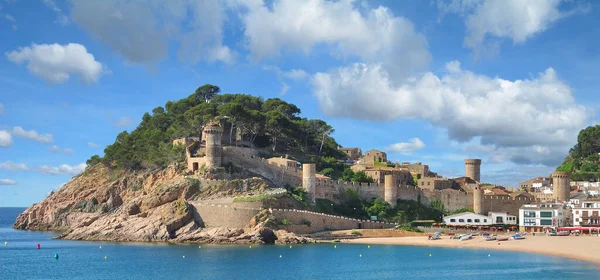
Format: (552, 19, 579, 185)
(283, 69, 308, 80)
(114, 117, 133, 128)
(0, 161, 29, 171)
(0, 130, 11, 147)
(38, 163, 86, 176)
(312, 61, 590, 166)
(42, 0, 69, 25)
(63, 148, 74, 155)
(87, 142, 99, 148)
(279, 82, 290, 96)
(5, 43, 106, 84)
(236, 0, 431, 79)
(70, 1, 234, 66)
(48, 145, 73, 155)
(387, 138, 426, 154)
(0, 179, 17, 185)
(48, 145, 60, 152)
(12, 127, 53, 143)
(4, 13, 14, 22)
(437, 0, 586, 57)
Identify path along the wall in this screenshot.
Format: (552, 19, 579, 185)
(222, 147, 302, 188)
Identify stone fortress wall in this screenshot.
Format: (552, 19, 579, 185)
(189, 202, 395, 233)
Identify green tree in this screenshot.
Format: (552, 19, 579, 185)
(194, 84, 220, 104)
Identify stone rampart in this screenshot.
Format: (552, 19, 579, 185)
(421, 189, 472, 212)
(191, 203, 261, 228)
(222, 147, 302, 187)
(271, 209, 396, 233)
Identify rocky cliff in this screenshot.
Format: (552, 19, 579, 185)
(14, 164, 311, 244)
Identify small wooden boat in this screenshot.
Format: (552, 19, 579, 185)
(497, 237, 509, 241)
(511, 233, 525, 240)
(557, 231, 570, 236)
(484, 236, 497, 241)
(459, 234, 473, 241)
(429, 232, 442, 240)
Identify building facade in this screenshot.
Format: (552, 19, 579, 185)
(418, 177, 453, 190)
(338, 147, 362, 161)
(572, 200, 600, 227)
(519, 203, 570, 232)
(361, 149, 387, 165)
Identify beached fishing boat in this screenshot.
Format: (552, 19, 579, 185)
(429, 232, 441, 240)
(557, 231, 570, 236)
(459, 234, 472, 241)
(497, 237, 509, 241)
(511, 233, 525, 240)
(484, 235, 496, 241)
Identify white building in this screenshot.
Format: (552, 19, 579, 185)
(519, 203, 570, 231)
(443, 212, 517, 226)
(568, 192, 588, 208)
(489, 212, 518, 225)
(572, 200, 600, 227)
(444, 212, 491, 226)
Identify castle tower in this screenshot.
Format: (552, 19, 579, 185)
(552, 171, 571, 202)
(473, 186, 484, 215)
(302, 164, 316, 200)
(384, 174, 398, 207)
(203, 121, 223, 168)
(464, 159, 482, 182)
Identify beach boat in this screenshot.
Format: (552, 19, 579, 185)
(459, 234, 473, 241)
(511, 233, 525, 240)
(429, 232, 441, 240)
(557, 231, 570, 236)
(483, 235, 497, 241)
(497, 237, 509, 241)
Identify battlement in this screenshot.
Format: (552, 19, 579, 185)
(203, 128, 222, 134)
(464, 159, 482, 165)
(482, 195, 533, 202)
(551, 172, 571, 178)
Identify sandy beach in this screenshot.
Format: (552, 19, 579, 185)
(346, 234, 600, 264)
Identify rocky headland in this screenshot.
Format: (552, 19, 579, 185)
(14, 164, 312, 245)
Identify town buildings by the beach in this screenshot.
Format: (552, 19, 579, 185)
(572, 199, 600, 227)
(443, 211, 517, 226)
(518, 203, 571, 232)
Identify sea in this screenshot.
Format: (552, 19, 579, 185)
(1, 207, 599, 280)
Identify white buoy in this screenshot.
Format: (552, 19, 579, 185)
(279, 255, 282, 258)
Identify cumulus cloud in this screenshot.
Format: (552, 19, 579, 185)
(5, 43, 106, 84)
(437, 0, 586, 57)
(312, 61, 590, 166)
(12, 127, 53, 143)
(387, 138, 426, 154)
(0, 161, 29, 171)
(38, 163, 86, 176)
(87, 142, 99, 148)
(0, 179, 17, 185)
(0, 130, 11, 147)
(236, 0, 431, 79)
(70, 1, 234, 66)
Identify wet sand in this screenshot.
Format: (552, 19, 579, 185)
(346, 234, 600, 264)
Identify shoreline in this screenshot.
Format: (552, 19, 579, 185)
(345, 235, 600, 264)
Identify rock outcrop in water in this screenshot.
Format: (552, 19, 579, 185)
(14, 164, 312, 244)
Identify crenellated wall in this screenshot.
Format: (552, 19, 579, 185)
(480, 195, 533, 216)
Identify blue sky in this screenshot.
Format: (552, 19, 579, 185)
(1, 0, 599, 207)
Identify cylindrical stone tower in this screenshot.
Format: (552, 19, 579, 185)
(302, 164, 316, 200)
(473, 186, 484, 215)
(203, 121, 223, 168)
(464, 159, 482, 182)
(384, 174, 398, 207)
(552, 171, 571, 202)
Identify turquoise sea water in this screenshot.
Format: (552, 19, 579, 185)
(1, 207, 599, 279)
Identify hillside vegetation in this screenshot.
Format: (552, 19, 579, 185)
(557, 125, 600, 181)
(87, 84, 345, 171)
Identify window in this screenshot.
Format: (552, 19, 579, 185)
(496, 217, 504, 223)
(524, 211, 536, 218)
(450, 219, 456, 222)
(540, 219, 553, 226)
(467, 219, 472, 223)
(524, 219, 536, 226)
(421, 182, 424, 186)
(427, 182, 430, 186)
(484, 219, 487, 223)
(540, 211, 552, 218)
(459, 219, 464, 223)
(576, 218, 579, 222)
(474, 219, 480, 223)
(576, 210, 579, 214)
